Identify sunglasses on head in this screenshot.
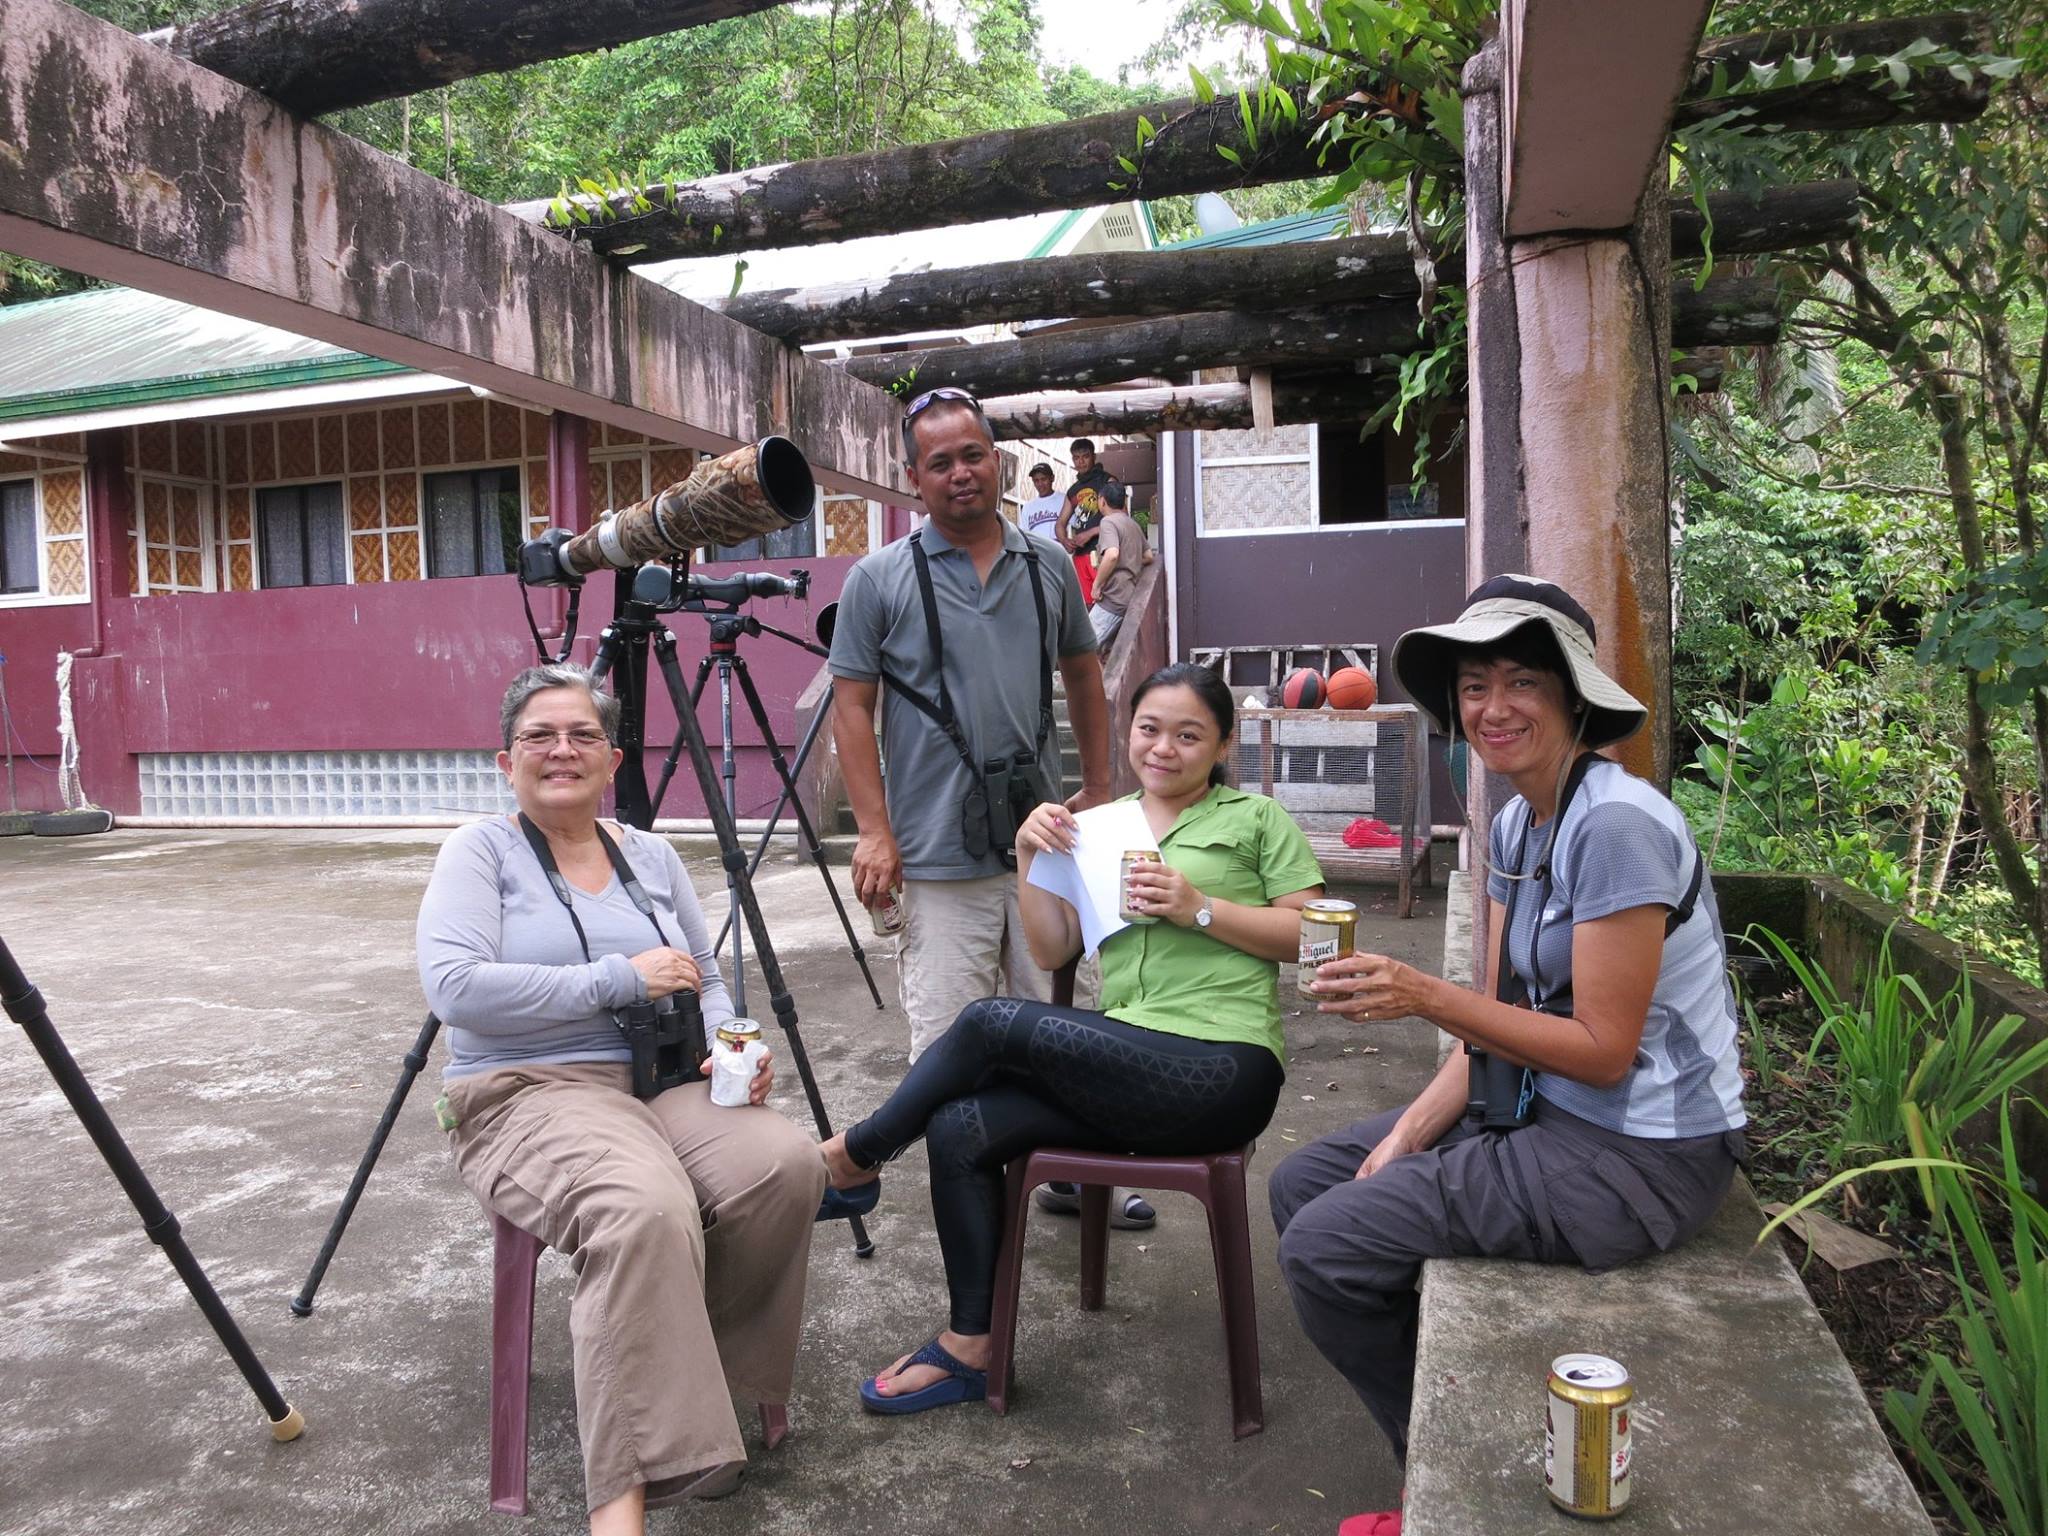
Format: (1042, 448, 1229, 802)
(903, 386, 979, 420)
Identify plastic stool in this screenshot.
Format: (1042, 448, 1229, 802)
(487, 1213, 788, 1514)
(985, 1144, 1264, 1439)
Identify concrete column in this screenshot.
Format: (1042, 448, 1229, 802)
(1513, 206, 1673, 787)
(1458, 39, 1517, 980)
(78, 428, 138, 812)
(546, 410, 592, 534)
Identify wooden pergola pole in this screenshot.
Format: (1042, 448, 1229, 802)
(833, 275, 1781, 398)
(717, 180, 1858, 346)
(533, 14, 1982, 263)
(144, 0, 795, 117)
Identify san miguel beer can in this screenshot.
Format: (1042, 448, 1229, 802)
(1296, 898, 1358, 998)
(1120, 850, 1161, 924)
(869, 887, 906, 937)
(1545, 1353, 1633, 1518)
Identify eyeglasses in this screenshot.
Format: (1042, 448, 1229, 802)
(512, 727, 611, 751)
(903, 386, 979, 421)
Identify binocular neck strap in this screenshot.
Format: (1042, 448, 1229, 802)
(906, 530, 1054, 760)
(1493, 749, 1600, 1010)
(516, 814, 672, 964)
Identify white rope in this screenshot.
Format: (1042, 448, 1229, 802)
(55, 650, 86, 811)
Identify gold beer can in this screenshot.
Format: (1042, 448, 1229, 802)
(1296, 898, 1358, 998)
(1120, 850, 1161, 924)
(1545, 1353, 1633, 1519)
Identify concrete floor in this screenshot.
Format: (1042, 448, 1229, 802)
(0, 829, 1446, 1536)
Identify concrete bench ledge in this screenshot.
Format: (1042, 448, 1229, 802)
(1405, 1180, 1933, 1534)
(1412, 871, 1933, 1535)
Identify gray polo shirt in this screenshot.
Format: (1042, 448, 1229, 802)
(830, 514, 1095, 880)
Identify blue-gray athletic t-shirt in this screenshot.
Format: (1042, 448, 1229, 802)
(1487, 757, 1746, 1138)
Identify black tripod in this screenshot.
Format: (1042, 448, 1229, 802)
(291, 567, 874, 1314)
(651, 605, 881, 1013)
(2, 934, 305, 1438)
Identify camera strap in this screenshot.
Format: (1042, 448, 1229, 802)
(516, 813, 673, 964)
(1474, 754, 1705, 1125)
(885, 529, 1055, 775)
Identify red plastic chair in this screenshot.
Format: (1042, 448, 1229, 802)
(487, 1212, 789, 1515)
(984, 1143, 1264, 1439)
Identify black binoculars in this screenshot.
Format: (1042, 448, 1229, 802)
(615, 989, 706, 1101)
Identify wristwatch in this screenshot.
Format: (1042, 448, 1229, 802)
(1194, 896, 1215, 930)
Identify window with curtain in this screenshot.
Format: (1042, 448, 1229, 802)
(0, 481, 36, 595)
(424, 467, 524, 577)
(257, 483, 347, 588)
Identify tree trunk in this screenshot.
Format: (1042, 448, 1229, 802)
(980, 378, 1393, 440)
(714, 183, 1853, 344)
(144, 0, 793, 117)
(836, 276, 1779, 397)
(524, 18, 1975, 262)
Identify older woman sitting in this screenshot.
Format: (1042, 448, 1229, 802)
(417, 663, 827, 1535)
(1272, 576, 1746, 1536)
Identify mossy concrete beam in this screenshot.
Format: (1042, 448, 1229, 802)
(0, 0, 904, 502)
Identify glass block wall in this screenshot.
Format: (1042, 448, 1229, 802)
(139, 750, 516, 818)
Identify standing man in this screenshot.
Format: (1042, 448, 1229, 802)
(1020, 462, 1064, 543)
(830, 388, 1113, 1063)
(1087, 498, 1152, 649)
(1055, 438, 1126, 606)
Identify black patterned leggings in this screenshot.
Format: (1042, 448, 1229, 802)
(846, 996, 1284, 1333)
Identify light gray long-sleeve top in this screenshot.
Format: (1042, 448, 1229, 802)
(417, 816, 734, 1080)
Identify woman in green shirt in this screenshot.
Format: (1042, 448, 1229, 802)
(820, 662, 1324, 1413)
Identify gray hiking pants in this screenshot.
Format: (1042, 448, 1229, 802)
(1270, 1095, 1741, 1459)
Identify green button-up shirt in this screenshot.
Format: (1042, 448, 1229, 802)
(1098, 785, 1325, 1062)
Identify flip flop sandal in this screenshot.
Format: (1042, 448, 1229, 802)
(1336, 1513, 1401, 1536)
(1034, 1183, 1157, 1230)
(857, 1335, 988, 1415)
(816, 1178, 881, 1222)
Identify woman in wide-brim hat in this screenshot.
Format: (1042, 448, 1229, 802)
(1267, 575, 1748, 1536)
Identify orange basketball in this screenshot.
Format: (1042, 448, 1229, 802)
(1328, 667, 1378, 710)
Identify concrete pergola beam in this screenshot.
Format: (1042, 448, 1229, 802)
(1503, 0, 1717, 236)
(0, 0, 904, 503)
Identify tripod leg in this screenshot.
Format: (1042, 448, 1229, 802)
(291, 1012, 442, 1316)
(711, 695, 828, 952)
(646, 630, 874, 1259)
(728, 661, 884, 1010)
(0, 935, 307, 1440)
(650, 653, 718, 822)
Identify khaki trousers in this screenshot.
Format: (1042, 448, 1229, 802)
(444, 1063, 828, 1512)
(899, 873, 1049, 1062)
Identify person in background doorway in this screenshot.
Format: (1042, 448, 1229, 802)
(1087, 497, 1153, 650)
(1020, 462, 1064, 543)
(1056, 438, 1126, 606)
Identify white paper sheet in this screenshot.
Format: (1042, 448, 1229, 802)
(1024, 799, 1160, 957)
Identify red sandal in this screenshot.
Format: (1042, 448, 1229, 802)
(1336, 1509, 1402, 1536)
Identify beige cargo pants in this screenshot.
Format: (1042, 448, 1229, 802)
(444, 1063, 828, 1512)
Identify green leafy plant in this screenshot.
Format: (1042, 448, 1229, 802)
(1759, 1099, 2047, 1536)
(1746, 924, 2048, 1161)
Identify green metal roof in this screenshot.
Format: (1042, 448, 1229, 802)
(1162, 207, 1347, 251)
(0, 286, 410, 424)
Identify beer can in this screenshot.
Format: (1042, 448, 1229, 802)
(869, 886, 905, 937)
(1296, 898, 1358, 998)
(710, 1019, 767, 1108)
(1120, 849, 1160, 924)
(1544, 1353, 1633, 1519)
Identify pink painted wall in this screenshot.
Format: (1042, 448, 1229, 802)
(0, 561, 849, 818)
